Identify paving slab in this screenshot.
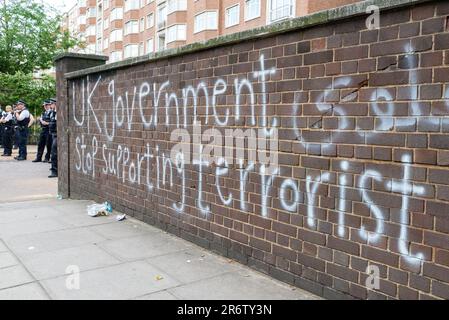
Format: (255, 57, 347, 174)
(0, 265, 35, 290)
(6, 228, 107, 258)
(41, 260, 181, 300)
(0, 241, 8, 253)
(21, 244, 121, 280)
(168, 271, 317, 300)
(98, 233, 191, 262)
(0, 251, 19, 269)
(0, 146, 56, 204)
(0, 283, 49, 300)
(87, 220, 156, 240)
(0, 218, 70, 239)
(0, 206, 62, 225)
(146, 248, 241, 284)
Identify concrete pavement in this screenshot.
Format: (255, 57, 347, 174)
(0, 146, 57, 203)
(0, 146, 318, 300)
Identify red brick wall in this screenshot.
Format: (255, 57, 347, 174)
(59, 0, 449, 299)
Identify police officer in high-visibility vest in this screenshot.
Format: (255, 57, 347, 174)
(0, 105, 13, 156)
(48, 99, 58, 178)
(14, 100, 31, 161)
(33, 100, 52, 163)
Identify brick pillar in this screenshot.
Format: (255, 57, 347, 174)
(54, 53, 108, 198)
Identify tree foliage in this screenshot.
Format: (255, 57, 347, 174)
(0, 0, 82, 74)
(0, 72, 55, 116)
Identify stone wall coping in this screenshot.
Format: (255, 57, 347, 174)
(54, 52, 109, 62)
(62, 0, 431, 80)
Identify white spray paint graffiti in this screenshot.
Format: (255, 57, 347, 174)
(69, 44, 448, 267)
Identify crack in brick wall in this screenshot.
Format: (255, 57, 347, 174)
(56, 0, 449, 300)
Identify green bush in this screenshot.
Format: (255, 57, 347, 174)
(0, 72, 55, 117)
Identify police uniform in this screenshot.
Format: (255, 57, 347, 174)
(0, 107, 5, 148)
(33, 100, 53, 163)
(0, 109, 13, 156)
(48, 99, 58, 178)
(14, 100, 31, 161)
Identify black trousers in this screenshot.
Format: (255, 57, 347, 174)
(50, 134, 57, 173)
(36, 127, 52, 161)
(2, 126, 13, 155)
(17, 127, 29, 159)
(0, 124, 3, 147)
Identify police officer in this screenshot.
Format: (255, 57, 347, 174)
(33, 100, 52, 163)
(14, 100, 31, 161)
(11, 104, 19, 150)
(0, 105, 13, 156)
(48, 99, 58, 178)
(0, 105, 4, 148)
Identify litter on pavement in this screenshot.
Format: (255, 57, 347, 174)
(87, 201, 113, 217)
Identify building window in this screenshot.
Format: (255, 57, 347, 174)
(139, 42, 145, 55)
(157, 32, 166, 51)
(124, 0, 139, 12)
(103, 37, 109, 49)
(124, 44, 139, 58)
(96, 38, 102, 53)
(104, 0, 109, 10)
(86, 25, 95, 36)
(167, 24, 186, 43)
(110, 8, 123, 21)
(245, 0, 260, 21)
(110, 29, 123, 42)
(167, 0, 187, 14)
(103, 17, 109, 30)
(194, 11, 218, 33)
(147, 38, 153, 53)
(225, 4, 240, 28)
(124, 20, 139, 35)
(268, 0, 294, 23)
(140, 18, 145, 32)
(78, 0, 86, 7)
(96, 20, 103, 37)
(87, 7, 96, 18)
(110, 51, 122, 62)
(157, 3, 167, 30)
(86, 44, 96, 54)
(77, 15, 86, 25)
(147, 13, 154, 28)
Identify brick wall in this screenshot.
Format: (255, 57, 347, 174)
(56, 0, 449, 300)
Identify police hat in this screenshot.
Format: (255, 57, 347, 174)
(16, 99, 27, 106)
(43, 99, 51, 105)
(49, 98, 57, 103)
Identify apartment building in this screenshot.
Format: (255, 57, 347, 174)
(64, 0, 359, 63)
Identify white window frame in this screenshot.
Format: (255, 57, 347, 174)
(244, 0, 261, 22)
(124, 0, 139, 12)
(147, 13, 154, 28)
(267, 0, 295, 24)
(110, 29, 123, 42)
(194, 10, 218, 34)
(140, 18, 145, 32)
(167, 0, 187, 14)
(124, 44, 139, 58)
(124, 20, 139, 35)
(166, 24, 186, 43)
(110, 7, 123, 21)
(146, 38, 154, 53)
(225, 4, 240, 28)
(110, 51, 122, 62)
